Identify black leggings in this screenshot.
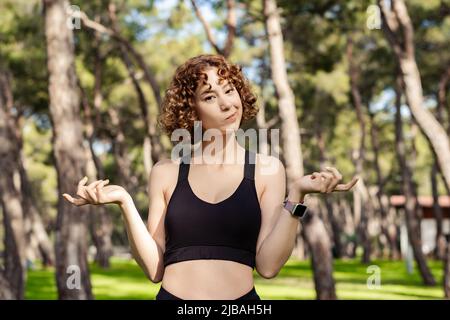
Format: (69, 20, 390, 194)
(155, 286, 261, 300)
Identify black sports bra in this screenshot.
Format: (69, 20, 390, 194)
(163, 149, 262, 269)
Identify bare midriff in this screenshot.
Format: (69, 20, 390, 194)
(161, 260, 254, 299)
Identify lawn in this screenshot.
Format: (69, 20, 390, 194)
(25, 257, 446, 300)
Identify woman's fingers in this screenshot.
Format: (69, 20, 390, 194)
(324, 167, 342, 193)
(87, 180, 104, 189)
(78, 176, 88, 188)
(86, 180, 104, 203)
(62, 193, 87, 206)
(309, 167, 358, 194)
(95, 179, 110, 202)
(97, 179, 110, 189)
(319, 172, 334, 193)
(64, 178, 112, 206)
(335, 176, 359, 191)
(325, 167, 343, 180)
(76, 177, 89, 199)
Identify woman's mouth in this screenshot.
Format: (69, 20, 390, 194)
(225, 112, 238, 122)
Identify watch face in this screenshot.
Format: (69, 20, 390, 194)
(292, 204, 307, 218)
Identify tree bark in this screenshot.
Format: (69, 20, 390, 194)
(316, 128, 343, 258)
(301, 197, 337, 300)
(19, 159, 55, 268)
(44, 0, 93, 299)
(0, 273, 15, 299)
(431, 162, 447, 260)
(368, 111, 400, 260)
(438, 65, 450, 137)
(346, 36, 373, 263)
(263, 0, 336, 300)
(432, 65, 450, 260)
(379, 0, 450, 194)
(444, 239, 450, 298)
(339, 197, 357, 258)
(0, 70, 27, 299)
(263, 0, 303, 188)
(394, 73, 436, 286)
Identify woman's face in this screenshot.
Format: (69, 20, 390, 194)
(193, 67, 243, 134)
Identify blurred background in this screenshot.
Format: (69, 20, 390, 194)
(0, 0, 449, 300)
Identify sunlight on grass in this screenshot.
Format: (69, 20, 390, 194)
(25, 257, 446, 300)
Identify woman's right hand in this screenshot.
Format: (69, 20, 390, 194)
(62, 177, 130, 206)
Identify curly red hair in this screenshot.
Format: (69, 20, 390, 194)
(158, 54, 259, 137)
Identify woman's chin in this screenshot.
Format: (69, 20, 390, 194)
(220, 122, 240, 134)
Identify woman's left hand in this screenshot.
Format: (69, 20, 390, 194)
(293, 166, 359, 195)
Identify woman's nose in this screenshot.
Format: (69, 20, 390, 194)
(219, 96, 233, 111)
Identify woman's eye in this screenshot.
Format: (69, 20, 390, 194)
(204, 96, 215, 101)
(226, 88, 234, 94)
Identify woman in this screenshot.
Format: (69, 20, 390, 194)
(63, 54, 358, 300)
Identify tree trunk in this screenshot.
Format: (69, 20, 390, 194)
(431, 65, 450, 260)
(0, 272, 15, 299)
(444, 239, 450, 298)
(379, 0, 450, 193)
(368, 111, 400, 260)
(301, 197, 337, 300)
(438, 65, 450, 137)
(346, 36, 373, 264)
(0, 70, 27, 299)
(339, 198, 357, 258)
(20, 161, 55, 267)
(431, 162, 447, 260)
(264, 0, 336, 300)
(352, 177, 373, 264)
(394, 73, 436, 286)
(316, 129, 343, 258)
(44, 0, 93, 299)
(255, 57, 277, 156)
(263, 0, 303, 188)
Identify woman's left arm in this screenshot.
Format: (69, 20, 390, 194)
(255, 156, 358, 279)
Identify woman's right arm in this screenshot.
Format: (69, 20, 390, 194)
(119, 162, 168, 283)
(63, 161, 170, 284)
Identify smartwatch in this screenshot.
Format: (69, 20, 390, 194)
(283, 197, 308, 219)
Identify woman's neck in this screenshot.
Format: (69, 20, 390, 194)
(192, 131, 243, 166)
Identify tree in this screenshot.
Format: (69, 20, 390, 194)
(0, 70, 27, 299)
(346, 35, 373, 263)
(394, 72, 436, 286)
(43, 0, 93, 299)
(263, 0, 337, 299)
(379, 0, 450, 194)
(190, 0, 236, 58)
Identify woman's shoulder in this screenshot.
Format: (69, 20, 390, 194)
(150, 158, 180, 183)
(254, 152, 285, 178)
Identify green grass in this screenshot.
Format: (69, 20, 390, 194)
(25, 257, 446, 300)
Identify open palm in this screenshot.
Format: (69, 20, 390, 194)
(62, 177, 129, 206)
